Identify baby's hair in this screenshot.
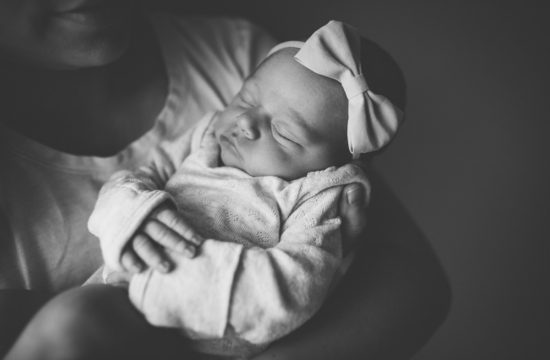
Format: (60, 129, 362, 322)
(356, 36, 407, 159)
(359, 36, 407, 114)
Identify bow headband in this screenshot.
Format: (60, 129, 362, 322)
(267, 21, 404, 158)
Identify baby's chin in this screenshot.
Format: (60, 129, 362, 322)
(217, 144, 248, 174)
(217, 147, 227, 167)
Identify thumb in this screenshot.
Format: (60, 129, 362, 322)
(345, 183, 365, 207)
(339, 183, 368, 254)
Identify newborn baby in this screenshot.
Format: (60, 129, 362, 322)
(88, 20, 403, 358)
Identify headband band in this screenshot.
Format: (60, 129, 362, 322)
(266, 21, 404, 157)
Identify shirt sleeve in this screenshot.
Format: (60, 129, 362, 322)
(87, 169, 174, 272)
(128, 186, 344, 345)
(87, 124, 199, 272)
(150, 14, 278, 118)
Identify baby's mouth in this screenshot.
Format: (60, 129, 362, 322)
(219, 134, 240, 156)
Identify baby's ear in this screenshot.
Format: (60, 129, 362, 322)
(360, 37, 407, 111)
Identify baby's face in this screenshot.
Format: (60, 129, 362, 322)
(214, 49, 349, 180)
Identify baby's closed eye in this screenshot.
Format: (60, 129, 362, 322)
(271, 122, 301, 147)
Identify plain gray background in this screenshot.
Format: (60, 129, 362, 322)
(151, 1, 548, 358)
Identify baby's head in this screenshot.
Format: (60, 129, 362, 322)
(214, 47, 349, 180)
(214, 21, 405, 180)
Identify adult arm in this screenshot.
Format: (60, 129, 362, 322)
(0, 290, 51, 357)
(253, 170, 451, 360)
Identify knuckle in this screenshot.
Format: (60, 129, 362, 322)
(132, 234, 164, 266)
(132, 234, 151, 250)
(194, 236, 204, 245)
(144, 220, 167, 239)
(177, 241, 191, 252)
(180, 228, 193, 240)
(121, 252, 133, 265)
(152, 205, 167, 217)
(142, 219, 156, 232)
(156, 208, 171, 222)
(147, 254, 162, 266)
(163, 211, 180, 229)
(121, 253, 140, 271)
(154, 225, 169, 240)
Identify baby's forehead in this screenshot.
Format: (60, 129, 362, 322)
(254, 50, 346, 103)
(252, 48, 300, 81)
(252, 50, 348, 135)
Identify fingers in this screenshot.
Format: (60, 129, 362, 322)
(142, 218, 197, 258)
(339, 183, 368, 255)
(121, 205, 202, 276)
(120, 249, 145, 274)
(153, 206, 204, 247)
(104, 270, 132, 288)
(132, 232, 172, 273)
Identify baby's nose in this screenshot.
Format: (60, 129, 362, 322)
(236, 114, 259, 140)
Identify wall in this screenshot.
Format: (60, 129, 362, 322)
(150, 1, 548, 358)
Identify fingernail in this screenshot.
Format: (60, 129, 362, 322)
(185, 246, 196, 258)
(160, 261, 172, 273)
(176, 242, 188, 253)
(346, 186, 363, 205)
(135, 261, 145, 272)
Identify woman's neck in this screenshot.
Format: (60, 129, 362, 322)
(0, 20, 168, 156)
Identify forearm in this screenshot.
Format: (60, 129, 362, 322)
(254, 173, 451, 360)
(0, 290, 51, 357)
(130, 241, 341, 345)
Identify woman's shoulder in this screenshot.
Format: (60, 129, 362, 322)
(148, 13, 278, 121)
(150, 13, 276, 72)
(151, 13, 267, 40)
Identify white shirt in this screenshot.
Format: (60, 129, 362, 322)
(0, 14, 276, 292)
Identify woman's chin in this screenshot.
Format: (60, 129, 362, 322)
(35, 4, 136, 70)
(61, 37, 130, 69)
(48, 22, 133, 69)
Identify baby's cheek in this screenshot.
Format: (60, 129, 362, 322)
(244, 147, 283, 176)
(271, 150, 308, 179)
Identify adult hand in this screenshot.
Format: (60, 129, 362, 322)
(338, 162, 369, 255)
(253, 171, 450, 360)
(120, 204, 204, 274)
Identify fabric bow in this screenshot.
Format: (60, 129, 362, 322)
(269, 21, 404, 157)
